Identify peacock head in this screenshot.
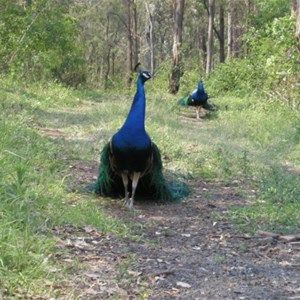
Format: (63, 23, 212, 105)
(134, 63, 152, 84)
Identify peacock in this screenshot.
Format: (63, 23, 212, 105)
(95, 63, 188, 209)
(177, 80, 216, 119)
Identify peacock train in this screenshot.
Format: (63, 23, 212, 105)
(178, 80, 216, 119)
(95, 63, 188, 209)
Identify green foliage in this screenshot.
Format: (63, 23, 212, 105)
(0, 0, 85, 86)
(228, 200, 300, 233)
(248, 0, 290, 29)
(206, 58, 266, 97)
(206, 15, 300, 109)
(258, 167, 300, 205)
(0, 79, 129, 298)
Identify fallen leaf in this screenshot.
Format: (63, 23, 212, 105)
(176, 281, 191, 288)
(84, 272, 101, 279)
(181, 233, 191, 237)
(127, 270, 142, 277)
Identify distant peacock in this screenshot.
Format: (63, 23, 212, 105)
(95, 63, 188, 209)
(178, 80, 216, 119)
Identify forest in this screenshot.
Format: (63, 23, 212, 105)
(1, 0, 300, 299)
(1, 0, 299, 93)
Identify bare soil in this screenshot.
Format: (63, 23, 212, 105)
(54, 160, 300, 300)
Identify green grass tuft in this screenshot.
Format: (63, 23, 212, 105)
(0, 75, 300, 297)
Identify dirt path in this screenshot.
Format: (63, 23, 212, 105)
(55, 160, 300, 300)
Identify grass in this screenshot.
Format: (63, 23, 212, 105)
(0, 79, 130, 298)
(0, 76, 300, 297)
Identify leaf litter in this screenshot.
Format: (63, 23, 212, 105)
(51, 160, 300, 299)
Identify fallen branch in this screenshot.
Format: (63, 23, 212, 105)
(144, 268, 175, 278)
(228, 230, 300, 243)
(257, 230, 300, 243)
(256, 230, 280, 238)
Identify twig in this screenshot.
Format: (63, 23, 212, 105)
(231, 231, 300, 243)
(145, 268, 175, 278)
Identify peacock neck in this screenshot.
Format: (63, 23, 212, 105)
(122, 78, 146, 131)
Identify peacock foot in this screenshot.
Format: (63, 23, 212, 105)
(123, 197, 133, 210)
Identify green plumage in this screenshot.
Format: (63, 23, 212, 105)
(177, 95, 190, 106)
(94, 142, 189, 202)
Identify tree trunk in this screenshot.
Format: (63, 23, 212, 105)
(169, 0, 185, 95)
(227, 6, 233, 60)
(104, 15, 111, 90)
(291, 0, 297, 15)
(132, 0, 138, 67)
(112, 51, 115, 77)
(200, 28, 207, 71)
(206, 0, 215, 74)
(296, 0, 300, 52)
(219, 4, 225, 63)
(124, 0, 133, 88)
(145, 2, 154, 74)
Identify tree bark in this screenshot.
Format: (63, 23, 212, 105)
(104, 15, 111, 90)
(132, 0, 138, 67)
(291, 0, 297, 15)
(169, 0, 185, 94)
(200, 29, 207, 71)
(124, 0, 133, 88)
(145, 2, 154, 74)
(296, 0, 300, 52)
(227, 6, 233, 60)
(206, 0, 215, 74)
(219, 3, 225, 63)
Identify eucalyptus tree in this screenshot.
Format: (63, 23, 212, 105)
(296, 0, 300, 52)
(169, 0, 185, 94)
(73, 0, 126, 88)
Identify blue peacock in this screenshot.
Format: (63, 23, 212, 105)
(95, 63, 188, 209)
(178, 80, 215, 119)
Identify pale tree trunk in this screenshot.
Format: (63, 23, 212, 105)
(297, 0, 300, 52)
(206, 0, 215, 74)
(169, 0, 185, 94)
(104, 15, 111, 90)
(227, 6, 233, 60)
(132, 0, 138, 68)
(204, 0, 224, 63)
(291, 0, 297, 15)
(124, 0, 133, 88)
(245, 0, 252, 55)
(145, 1, 154, 74)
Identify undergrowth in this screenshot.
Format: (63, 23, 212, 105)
(0, 78, 129, 298)
(0, 73, 300, 297)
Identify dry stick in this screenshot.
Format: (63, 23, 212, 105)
(230, 231, 300, 243)
(144, 268, 176, 278)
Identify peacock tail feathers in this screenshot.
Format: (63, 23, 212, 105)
(148, 142, 190, 201)
(94, 142, 189, 202)
(94, 143, 125, 198)
(95, 143, 114, 196)
(93, 64, 189, 207)
(148, 142, 174, 202)
(177, 95, 190, 106)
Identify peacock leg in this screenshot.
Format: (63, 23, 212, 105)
(196, 107, 200, 119)
(121, 173, 130, 206)
(128, 172, 141, 210)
